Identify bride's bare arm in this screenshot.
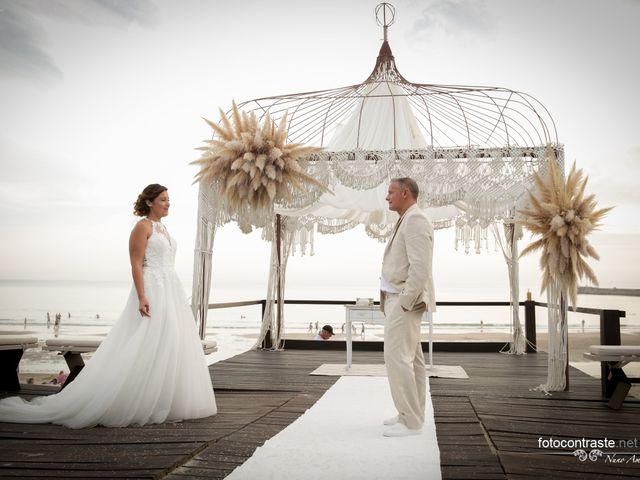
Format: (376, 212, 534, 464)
(129, 220, 152, 317)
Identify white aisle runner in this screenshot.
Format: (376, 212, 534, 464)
(225, 376, 441, 480)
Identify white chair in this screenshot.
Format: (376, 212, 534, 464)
(583, 344, 640, 409)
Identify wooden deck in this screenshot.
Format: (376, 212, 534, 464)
(1, 348, 640, 479)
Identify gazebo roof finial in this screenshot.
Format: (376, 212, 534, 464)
(375, 2, 395, 42)
(368, 3, 406, 83)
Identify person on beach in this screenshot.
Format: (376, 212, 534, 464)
(0, 184, 217, 428)
(314, 325, 334, 340)
(55, 371, 68, 385)
(380, 177, 435, 438)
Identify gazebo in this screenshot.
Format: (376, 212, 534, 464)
(191, 3, 563, 356)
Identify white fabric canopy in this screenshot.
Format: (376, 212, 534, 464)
(326, 81, 428, 151)
(273, 78, 463, 243)
(276, 183, 460, 230)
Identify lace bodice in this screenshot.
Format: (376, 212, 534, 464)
(143, 219, 176, 270)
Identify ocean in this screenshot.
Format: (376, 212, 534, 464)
(1, 279, 638, 334)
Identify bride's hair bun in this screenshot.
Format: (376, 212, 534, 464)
(133, 184, 168, 217)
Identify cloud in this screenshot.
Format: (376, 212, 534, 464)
(18, 0, 159, 26)
(0, 0, 158, 80)
(0, 3, 61, 78)
(408, 0, 492, 39)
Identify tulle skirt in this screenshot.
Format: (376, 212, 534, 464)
(0, 268, 217, 428)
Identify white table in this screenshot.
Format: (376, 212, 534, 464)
(344, 305, 433, 370)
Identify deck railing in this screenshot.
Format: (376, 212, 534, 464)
(207, 299, 627, 353)
(523, 300, 626, 352)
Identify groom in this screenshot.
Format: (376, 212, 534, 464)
(380, 177, 435, 437)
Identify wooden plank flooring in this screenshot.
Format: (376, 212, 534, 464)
(1, 348, 639, 479)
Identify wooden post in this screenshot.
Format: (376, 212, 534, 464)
(600, 309, 623, 397)
(524, 299, 537, 353)
(600, 309, 622, 345)
(262, 295, 272, 349)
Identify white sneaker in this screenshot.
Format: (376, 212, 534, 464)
(383, 415, 399, 426)
(383, 423, 422, 437)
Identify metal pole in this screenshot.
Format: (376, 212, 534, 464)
(276, 214, 283, 348)
(346, 309, 352, 369)
(561, 291, 569, 391)
(427, 312, 433, 368)
(511, 224, 520, 352)
(199, 254, 207, 339)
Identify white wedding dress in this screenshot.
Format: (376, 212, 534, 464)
(0, 220, 217, 428)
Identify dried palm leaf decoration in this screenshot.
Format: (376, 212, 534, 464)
(192, 102, 330, 226)
(518, 147, 613, 308)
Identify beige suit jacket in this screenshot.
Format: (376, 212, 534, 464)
(381, 203, 436, 313)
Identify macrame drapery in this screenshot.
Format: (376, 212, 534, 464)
(253, 216, 295, 350)
(534, 278, 568, 393)
(302, 146, 557, 206)
(491, 219, 526, 355)
(191, 181, 219, 338)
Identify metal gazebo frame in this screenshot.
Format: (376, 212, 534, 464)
(191, 3, 563, 356)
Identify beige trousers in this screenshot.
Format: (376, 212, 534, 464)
(383, 293, 426, 430)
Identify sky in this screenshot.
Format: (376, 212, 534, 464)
(1, 0, 639, 299)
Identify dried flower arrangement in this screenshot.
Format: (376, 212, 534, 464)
(518, 147, 612, 308)
(192, 102, 330, 227)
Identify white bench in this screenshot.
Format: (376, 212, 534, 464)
(0, 335, 39, 391)
(583, 345, 640, 409)
(44, 337, 218, 388)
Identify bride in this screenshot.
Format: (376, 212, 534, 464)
(0, 184, 217, 428)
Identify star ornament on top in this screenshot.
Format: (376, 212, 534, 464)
(191, 102, 331, 228)
(518, 147, 613, 308)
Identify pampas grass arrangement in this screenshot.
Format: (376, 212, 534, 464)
(518, 147, 613, 308)
(192, 102, 330, 226)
